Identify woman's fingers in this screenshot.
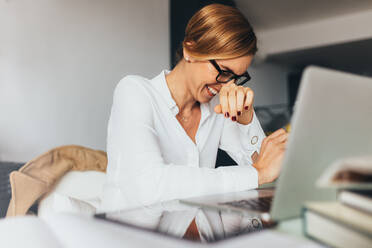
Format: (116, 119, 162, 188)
(275, 132, 289, 144)
(269, 128, 287, 139)
(256, 128, 289, 185)
(218, 82, 255, 122)
(236, 86, 245, 116)
(228, 88, 237, 121)
(244, 87, 254, 111)
(219, 85, 230, 118)
(214, 104, 222, 114)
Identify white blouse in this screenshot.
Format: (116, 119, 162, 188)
(99, 70, 266, 212)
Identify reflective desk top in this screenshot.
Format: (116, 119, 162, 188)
(96, 190, 308, 244)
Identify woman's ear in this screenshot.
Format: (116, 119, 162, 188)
(183, 48, 191, 62)
(183, 42, 195, 63)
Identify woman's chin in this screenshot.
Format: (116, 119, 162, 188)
(199, 94, 216, 103)
(199, 98, 210, 103)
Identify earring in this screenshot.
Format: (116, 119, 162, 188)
(185, 57, 190, 62)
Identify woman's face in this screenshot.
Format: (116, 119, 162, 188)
(185, 55, 254, 103)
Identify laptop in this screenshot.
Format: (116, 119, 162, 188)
(181, 66, 372, 222)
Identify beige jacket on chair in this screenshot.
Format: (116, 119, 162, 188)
(6, 145, 107, 217)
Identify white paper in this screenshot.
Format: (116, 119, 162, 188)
(0, 216, 62, 248)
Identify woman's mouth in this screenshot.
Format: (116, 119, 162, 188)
(206, 85, 218, 96)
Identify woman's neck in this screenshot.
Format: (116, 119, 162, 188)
(165, 60, 199, 115)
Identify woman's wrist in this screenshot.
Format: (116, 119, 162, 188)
(257, 166, 271, 185)
(257, 168, 266, 185)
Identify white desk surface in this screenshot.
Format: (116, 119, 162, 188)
(276, 218, 305, 238)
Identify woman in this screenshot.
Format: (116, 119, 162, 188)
(100, 4, 288, 212)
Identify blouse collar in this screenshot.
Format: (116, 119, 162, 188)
(152, 70, 211, 122)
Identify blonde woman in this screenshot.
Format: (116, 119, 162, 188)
(101, 4, 288, 212)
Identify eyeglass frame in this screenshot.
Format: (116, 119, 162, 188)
(209, 59, 251, 86)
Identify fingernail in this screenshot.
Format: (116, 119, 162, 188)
(237, 111, 241, 116)
(232, 116, 236, 121)
(225, 112, 230, 118)
(244, 106, 249, 110)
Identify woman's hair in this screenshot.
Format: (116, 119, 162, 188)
(175, 3, 257, 63)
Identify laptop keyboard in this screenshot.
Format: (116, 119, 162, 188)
(219, 196, 273, 212)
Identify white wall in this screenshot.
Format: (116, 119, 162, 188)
(0, 0, 169, 162)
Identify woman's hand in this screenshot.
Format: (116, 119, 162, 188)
(214, 81, 254, 125)
(253, 128, 289, 185)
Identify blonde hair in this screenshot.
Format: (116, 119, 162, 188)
(176, 3, 257, 62)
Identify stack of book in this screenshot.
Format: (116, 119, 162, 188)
(303, 156, 372, 248)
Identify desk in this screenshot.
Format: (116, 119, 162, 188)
(99, 199, 319, 246)
(260, 181, 306, 239)
(276, 218, 304, 238)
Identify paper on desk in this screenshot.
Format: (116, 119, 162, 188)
(0, 216, 63, 248)
(213, 230, 325, 248)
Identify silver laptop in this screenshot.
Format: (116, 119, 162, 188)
(181, 66, 372, 221)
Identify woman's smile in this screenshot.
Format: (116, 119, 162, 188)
(206, 85, 217, 97)
(204, 83, 222, 98)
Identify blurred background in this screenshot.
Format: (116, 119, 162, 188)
(1, 0, 372, 163)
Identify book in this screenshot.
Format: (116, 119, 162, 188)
(317, 156, 372, 190)
(339, 190, 372, 215)
(303, 202, 372, 248)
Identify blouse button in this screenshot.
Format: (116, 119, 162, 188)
(251, 136, 258, 145)
(252, 218, 261, 228)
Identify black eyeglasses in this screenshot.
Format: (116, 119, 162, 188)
(209, 60, 251, 86)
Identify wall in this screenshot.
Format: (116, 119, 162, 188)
(248, 62, 290, 107)
(0, 0, 170, 162)
(257, 9, 372, 58)
(247, 9, 372, 108)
